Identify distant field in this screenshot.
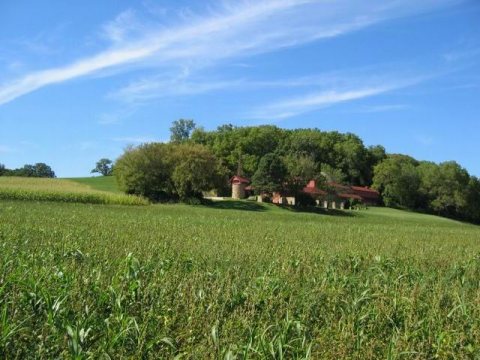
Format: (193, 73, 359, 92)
(1, 198, 480, 358)
(0, 177, 146, 205)
(68, 176, 121, 193)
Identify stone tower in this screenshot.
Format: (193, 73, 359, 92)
(230, 175, 250, 199)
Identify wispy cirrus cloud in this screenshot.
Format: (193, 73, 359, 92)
(111, 65, 432, 104)
(354, 104, 410, 113)
(248, 75, 425, 120)
(111, 74, 243, 103)
(0, 0, 459, 106)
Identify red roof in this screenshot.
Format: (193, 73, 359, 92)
(351, 186, 379, 194)
(351, 186, 380, 199)
(302, 186, 327, 195)
(338, 193, 362, 200)
(230, 175, 250, 184)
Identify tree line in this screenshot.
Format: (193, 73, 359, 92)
(114, 120, 480, 224)
(373, 155, 480, 223)
(2, 119, 478, 224)
(0, 163, 55, 178)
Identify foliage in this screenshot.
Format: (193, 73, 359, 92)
(91, 158, 113, 176)
(190, 124, 480, 223)
(373, 156, 477, 222)
(320, 163, 346, 183)
(0, 177, 147, 205)
(2, 201, 480, 358)
(115, 142, 224, 201)
(465, 177, 480, 222)
(418, 161, 470, 216)
(365, 145, 387, 184)
(171, 144, 227, 199)
(295, 191, 317, 207)
(191, 125, 287, 176)
(251, 153, 287, 194)
(284, 154, 321, 196)
(373, 155, 421, 208)
(170, 119, 196, 143)
(2, 162, 56, 178)
(191, 126, 388, 186)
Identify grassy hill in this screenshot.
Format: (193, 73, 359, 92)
(1, 193, 480, 358)
(68, 176, 121, 193)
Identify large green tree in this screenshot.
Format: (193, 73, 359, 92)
(373, 155, 420, 208)
(465, 177, 480, 223)
(192, 125, 287, 177)
(170, 119, 196, 143)
(171, 144, 227, 199)
(251, 153, 287, 194)
(115, 142, 224, 201)
(418, 161, 470, 216)
(91, 158, 114, 176)
(284, 154, 321, 194)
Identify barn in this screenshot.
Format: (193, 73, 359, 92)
(230, 176, 380, 207)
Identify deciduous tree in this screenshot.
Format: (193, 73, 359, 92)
(170, 119, 196, 143)
(91, 158, 114, 176)
(251, 153, 287, 194)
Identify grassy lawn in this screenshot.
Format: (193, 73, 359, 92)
(1, 197, 480, 358)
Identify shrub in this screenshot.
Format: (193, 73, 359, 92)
(115, 142, 226, 202)
(295, 192, 316, 207)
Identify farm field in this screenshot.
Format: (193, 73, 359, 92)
(0, 177, 146, 205)
(1, 197, 480, 358)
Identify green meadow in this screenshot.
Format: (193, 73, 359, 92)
(1, 177, 480, 358)
(68, 176, 123, 194)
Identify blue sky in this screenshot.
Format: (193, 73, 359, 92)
(0, 0, 479, 177)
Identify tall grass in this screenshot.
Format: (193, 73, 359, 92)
(1, 201, 480, 358)
(0, 177, 147, 205)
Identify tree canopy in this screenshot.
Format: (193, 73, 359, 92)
(114, 142, 225, 202)
(91, 158, 114, 176)
(111, 121, 480, 223)
(251, 153, 287, 194)
(0, 163, 55, 178)
(170, 119, 196, 143)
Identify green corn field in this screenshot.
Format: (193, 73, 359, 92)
(0, 177, 148, 205)
(1, 179, 480, 358)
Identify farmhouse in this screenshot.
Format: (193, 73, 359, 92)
(351, 186, 381, 206)
(232, 176, 380, 208)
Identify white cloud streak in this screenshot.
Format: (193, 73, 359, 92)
(0, 0, 458, 106)
(249, 76, 425, 120)
(355, 104, 410, 113)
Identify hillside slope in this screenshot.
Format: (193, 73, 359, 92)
(67, 176, 121, 193)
